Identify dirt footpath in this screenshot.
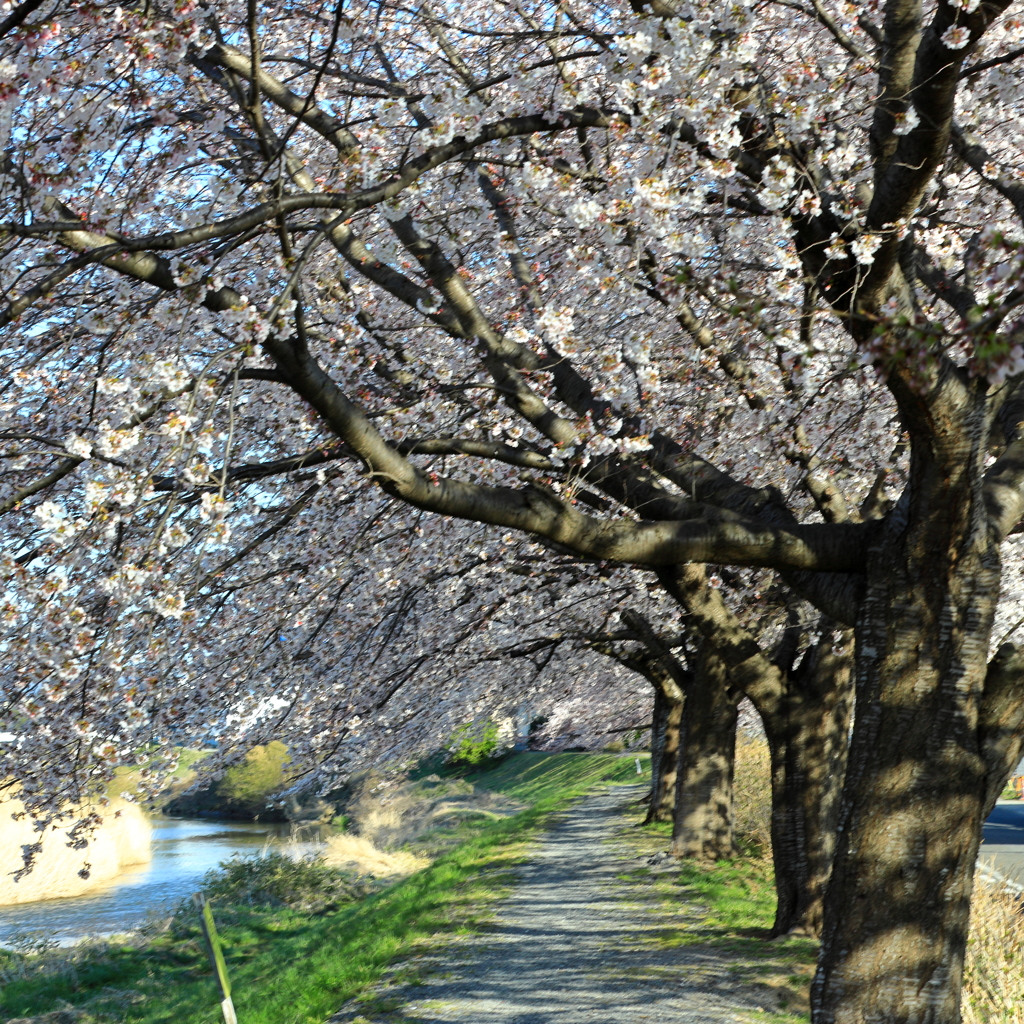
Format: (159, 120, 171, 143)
(330, 784, 790, 1024)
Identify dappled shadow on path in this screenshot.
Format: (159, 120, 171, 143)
(329, 786, 770, 1024)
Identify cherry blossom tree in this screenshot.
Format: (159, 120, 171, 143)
(3, 0, 1024, 1020)
(562, 577, 853, 938)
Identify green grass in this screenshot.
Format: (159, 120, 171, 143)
(466, 751, 646, 803)
(615, 820, 817, 1021)
(0, 752, 643, 1024)
(674, 855, 783, 944)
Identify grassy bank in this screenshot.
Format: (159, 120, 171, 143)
(1, 753, 644, 1024)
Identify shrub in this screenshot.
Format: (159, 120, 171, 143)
(218, 741, 291, 805)
(194, 851, 374, 915)
(447, 720, 502, 767)
(1000, 776, 1023, 799)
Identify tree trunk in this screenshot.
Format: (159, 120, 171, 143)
(645, 686, 683, 824)
(646, 686, 667, 811)
(656, 565, 857, 937)
(812, 385, 1003, 1023)
(671, 640, 739, 860)
(767, 628, 854, 937)
(653, 690, 683, 824)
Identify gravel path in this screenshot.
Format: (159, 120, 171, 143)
(331, 784, 771, 1024)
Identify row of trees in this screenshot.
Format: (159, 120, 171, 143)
(3, 0, 1024, 1020)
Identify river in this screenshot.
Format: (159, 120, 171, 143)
(0, 816, 292, 946)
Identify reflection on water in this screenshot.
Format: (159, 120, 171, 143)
(0, 816, 291, 945)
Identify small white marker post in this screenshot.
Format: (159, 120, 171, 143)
(635, 757, 643, 774)
(193, 893, 237, 1024)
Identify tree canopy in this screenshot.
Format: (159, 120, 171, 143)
(3, 1, 1024, 1020)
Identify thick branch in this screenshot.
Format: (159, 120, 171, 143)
(861, 1, 1014, 304)
(0, 0, 49, 38)
(196, 43, 359, 154)
(618, 609, 689, 702)
(0, 456, 82, 515)
(960, 44, 1024, 78)
(980, 643, 1024, 810)
(984, 436, 1024, 539)
(262, 329, 872, 571)
(868, 0, 925, 181)
(951, 124, 1024, 225)
(787, 426, 854, 524)
(386, 214, 578, 448)
(914, 243, 979, 318)
(657, 563, 785, 720)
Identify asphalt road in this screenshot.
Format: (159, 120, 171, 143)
(978, 799, 1024, 886)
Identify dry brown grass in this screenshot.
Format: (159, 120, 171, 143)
(320, 834, 429, 878)
(962, 874, 1024, 1024)
(0, 798, 150, 905)
(732, 734, 773, 855)
(347, 775, 522, 850)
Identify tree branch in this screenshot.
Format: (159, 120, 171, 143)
(618, 609, 689, 702)
(0, 0, 50, 38)
(150, 442, 353, 492)
(914, 243, 979, 319)
(951, 124, 1024, 225)
(980, 643, 1024, 811)
(194, 42, 359, 154)
(396, 437, 558, 471)
(960, 44, 1024, 78)
(984, 436, 1024, 539)
(861, 1, 1014, 305)
(656, 563, 785, 719)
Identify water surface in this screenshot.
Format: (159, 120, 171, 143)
(0, 816, 290, 945)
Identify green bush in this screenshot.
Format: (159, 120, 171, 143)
(218, 741, 291, 805)
(194, 852, 374, 915)
(447, 720, 502, 767)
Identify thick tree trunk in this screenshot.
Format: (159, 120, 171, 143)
(767, 629, 854, 937)
(645, 686, 683, 824)
(671, 641, 739, 860)
(812, 383, 1003, 1024)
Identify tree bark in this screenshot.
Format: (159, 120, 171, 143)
(645, 686, 683, 824)
(766, 628, 854, 937)
(647, 686, 668, 812)
(671, 639, 739, 860)
(812, 376, 1008, 1024)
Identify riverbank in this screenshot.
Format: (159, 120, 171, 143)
(0, 817, 292, 946)
(0, 754, 645, 1024)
